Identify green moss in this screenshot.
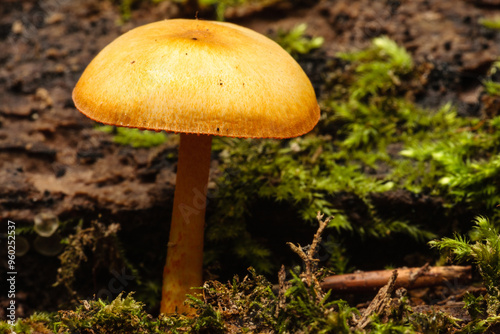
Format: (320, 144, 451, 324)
(0, 271, 464, 333)
(198, 0, 243, 21)
(0, 216, 475, 333)
(430, 216, 500, 332)
(56, 293, 152, 333)
(206, 37, 436, 273)
(274, 23, 325, 58)
(204, 35, 500, 274)
(480, 17, 500, 30)
(337, 36, 413, 100)
(55, 220, 138, 298)
(96, 125, 168, 148)
(483, 60, 500, 97)
(485, 80, 500, 96)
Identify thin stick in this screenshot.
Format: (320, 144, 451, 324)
(321, 265, 472, 292)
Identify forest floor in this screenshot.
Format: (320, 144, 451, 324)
(2, 0, 500, 332)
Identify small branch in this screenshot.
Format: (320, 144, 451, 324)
(287, 212, 332, 301)
(309, 212, 331, 265)
(321, 265, 472, 292)
(287, 243, 310, 276)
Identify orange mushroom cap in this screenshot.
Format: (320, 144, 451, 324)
(72, 19, 320, 138)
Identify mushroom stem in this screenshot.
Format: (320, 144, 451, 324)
(161, 133, 212, 314)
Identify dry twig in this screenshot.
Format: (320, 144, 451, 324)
(287, 212, 332, 301)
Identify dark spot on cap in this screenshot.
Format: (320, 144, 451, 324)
(131, 60, 135, 64)
(192, 37, 197, 40)
(216, 127, 220, 132)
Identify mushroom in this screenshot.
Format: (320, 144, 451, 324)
(72, 19, 320, 314)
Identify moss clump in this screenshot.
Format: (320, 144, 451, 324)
(431, 216, 500, 333)
(198, 0, 244, 21)
(55, 220, 138, 298)
(96, 125, 168, 148)
(206, 36, 434, 273)
(480, 17, 500, 30)
(336, 36, 413, 100)
(205, 35, 500, 275)
(2, 213, 474, 333)
(274, 23, 324, 58)
(483, 60, 500, 97)
(56, 293, 158, 333)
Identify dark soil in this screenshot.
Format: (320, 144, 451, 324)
(1, 0, 500, 320)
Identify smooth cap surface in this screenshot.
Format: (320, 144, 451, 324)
(73, 19, 320, 138)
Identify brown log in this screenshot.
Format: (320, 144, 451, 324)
(321, 265, 472, 292)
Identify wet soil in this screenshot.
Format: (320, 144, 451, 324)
(1, 0, 500, 320)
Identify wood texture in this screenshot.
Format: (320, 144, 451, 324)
(321, 265, 472, 291)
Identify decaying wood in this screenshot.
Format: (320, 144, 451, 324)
(321, 265, 472, 292)
(355, 270, 398, 330)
